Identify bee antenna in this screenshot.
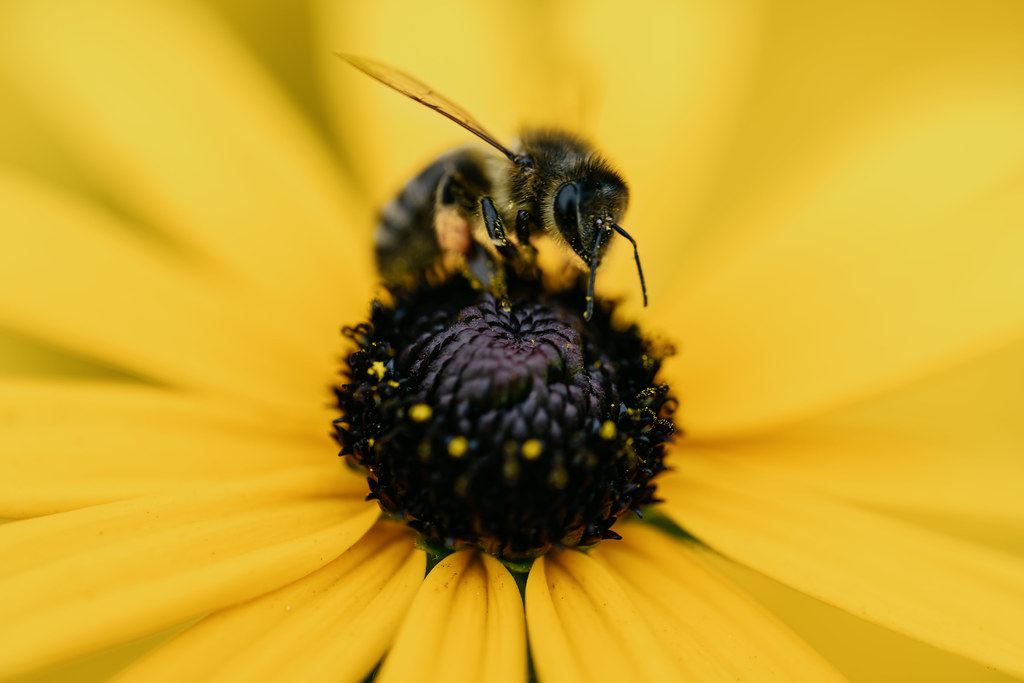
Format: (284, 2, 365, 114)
(611, 223, 648, 308)
(583, 226, 607, 322)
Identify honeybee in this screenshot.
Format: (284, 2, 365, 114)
(340, 54, 647, 320)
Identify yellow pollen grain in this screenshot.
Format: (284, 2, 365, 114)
(549, 466, 569, 490)
(503, 456, 520, 481)
(521, 438, 543, 460)
(599, 420, 617, 440)
(417, 442, 432, 461)
(409, 404, 432, 422)
(367, 438, 375, 447)
(367, 361, 386, 381)
(448, 436, 468, 458)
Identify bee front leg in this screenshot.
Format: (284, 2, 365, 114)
(479, 197, 519, 261)
(510, 209, 539, 277)
(462, 241, 508, 299)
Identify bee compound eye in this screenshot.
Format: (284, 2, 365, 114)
(553, 181, 581, 235)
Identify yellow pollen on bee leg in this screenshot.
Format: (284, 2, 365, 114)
(599, 420, 617, 440)
(435, 205, 471, 254)
(522, 438, 543, 460)
(448, 436, 468, 458)
(409, 404, 433, 422)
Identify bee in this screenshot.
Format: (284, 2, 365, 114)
(340, 54, 647, 320)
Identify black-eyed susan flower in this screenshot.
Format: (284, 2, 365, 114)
(2, 1, 1024, 682)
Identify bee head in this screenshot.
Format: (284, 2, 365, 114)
(552, 170, 646, 321)
(552, 171, 629, 262)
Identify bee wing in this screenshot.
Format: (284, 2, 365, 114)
(338, 53, 521, 163)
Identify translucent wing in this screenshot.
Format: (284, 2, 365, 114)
(338, 53, 522, 163)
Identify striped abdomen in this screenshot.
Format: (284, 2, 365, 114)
(374, 147, 494, 282)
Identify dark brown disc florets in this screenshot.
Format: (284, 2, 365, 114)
(334, 274, 674, 561)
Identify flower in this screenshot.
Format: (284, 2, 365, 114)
(2, 1, 1024, 682)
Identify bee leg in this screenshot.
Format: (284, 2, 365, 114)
(510, 209, 539, 276)
(463, 241, 508, 298)
(479, 197, 519, 260)
(514, 210, 532, 245)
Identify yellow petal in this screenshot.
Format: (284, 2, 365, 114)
(200, 1, 329, 129)
(658, 454, 1024, 678)
(688, 0, 1024, 247)
(596, 523, 846, 681)
(664, 56, 1024, 438)
(0, 324, 136, 379)
(0, 379, 343, 517)
(676, 336, 1024, 527)
(0, 171, 336, 412)
(525, 548, 687, 683)
(376, 551, 526, 683)
(0, 0, 372, 341)
(0, 467, 378, 680)
(703, 550, 1024, 683)
(111, 522, 424, 683)
(0, 70, 96, 196)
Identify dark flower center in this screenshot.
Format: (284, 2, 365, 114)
(334, 274, 675, 561)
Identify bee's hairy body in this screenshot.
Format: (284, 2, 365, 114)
(376, 130, 628, 292)
(341, 54, 645, 319)
(502, 130, 627, 262)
